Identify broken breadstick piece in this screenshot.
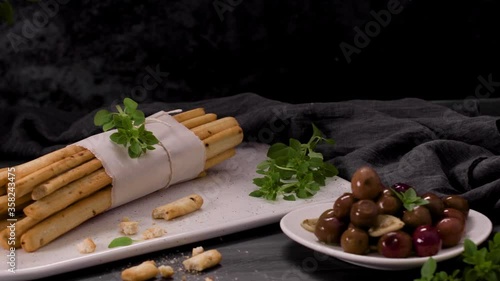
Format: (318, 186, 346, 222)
(182, 249, 222, 272)
(192, 246, 204, 257)
(121, 260, 159, 281)
(152, 194, 203, 220)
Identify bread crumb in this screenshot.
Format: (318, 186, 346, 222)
(76, 237, 96, 254)
(121, 216, 130, 222)
(205, 277, 214, 281)
(158, 265, 175, 278)
(120, 221, 139, 235)
(142, 226, 165, 239)
(192, 246, 204, 257)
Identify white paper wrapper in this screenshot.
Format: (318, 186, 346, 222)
(73, 111, 206, 208)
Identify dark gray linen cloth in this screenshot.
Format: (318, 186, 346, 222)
(1, 93, 499, 223)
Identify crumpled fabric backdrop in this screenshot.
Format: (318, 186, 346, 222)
(1, 93, 499, 224)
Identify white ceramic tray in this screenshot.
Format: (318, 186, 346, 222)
(0, 142, 351, 281)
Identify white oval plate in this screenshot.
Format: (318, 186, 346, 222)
(280, 202, 493, 270)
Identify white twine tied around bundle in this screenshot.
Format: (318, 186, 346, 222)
(74, 110, 206, 209)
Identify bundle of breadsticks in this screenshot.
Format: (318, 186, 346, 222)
(0, 108, 243, 252)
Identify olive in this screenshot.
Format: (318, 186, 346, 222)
(377, 230, 413, 258)
(376, 191, 402, 215)
(402, 205, 432, 230)
(314, 209, 347, 244)
(412, 225, 442, 257)
(391, 182, 412, 193)
(436, 217, 465, 248)
(443, 195, 469, 217)
(332, 193, 356, 221)
(351, 166, 383, 200)
(442, 207, 466, 225)
(350, 199, 379, 229)
(340, 226, 370, 255)
(421, 192, 445, 222)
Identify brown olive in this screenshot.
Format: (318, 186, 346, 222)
(402, 205, 432, 230)
(376, 191, 402, 215)
(442, 207, 466, 225)
(443, 195, 469, 217)
(350, 166, 383, 200)
(332, 192, 356, 221)
(340, 226, 370, 255)
(314, 209, 347, 244)
(350, 199, 379, 229)
(436, 217, 465, 248)
(421, 192, 445, 222)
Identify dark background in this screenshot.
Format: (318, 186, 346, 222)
(1, 0, 499, 114)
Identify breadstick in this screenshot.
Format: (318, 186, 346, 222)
(0, 171, 7, 192)
(121, 260, 159, 281)
(0, 216, 42, 249)
(191, 116, 240, 140)
(172, 108, 205, 122)
(23, 169, 112, 220)
(181, 113, 217, 129)
(0, 193, 32, 216)
(203, 126, 244, 159)
(182, 249, 222, 272)
(152, 194, 203, 220)
(204, 148, 236, 170)
(20, 187, 112, 252)
(32, 158, 103, 200)
(0, 185, 5, 196)
(0, 145, 85, 187)
(16, 149, 95, 198)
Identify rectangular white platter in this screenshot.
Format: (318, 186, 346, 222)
(0, 142, 351, 281)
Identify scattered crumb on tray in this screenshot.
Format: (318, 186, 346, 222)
(120, 221, 139, 235)
(76, 237, 96, 254)
(142, 226, 166, 239)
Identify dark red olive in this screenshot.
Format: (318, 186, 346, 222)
(412, 225, 442, 257)
(376, 191, 402, 215)
(436, 217, 465, 248)
(377, 231, 413, 258)
(314, 209, 348, 244)
(332, 193, 356, 221)
(350, 166, 383, 200)
(442, 208, 466, 225)
(391, 182, 412, 193)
